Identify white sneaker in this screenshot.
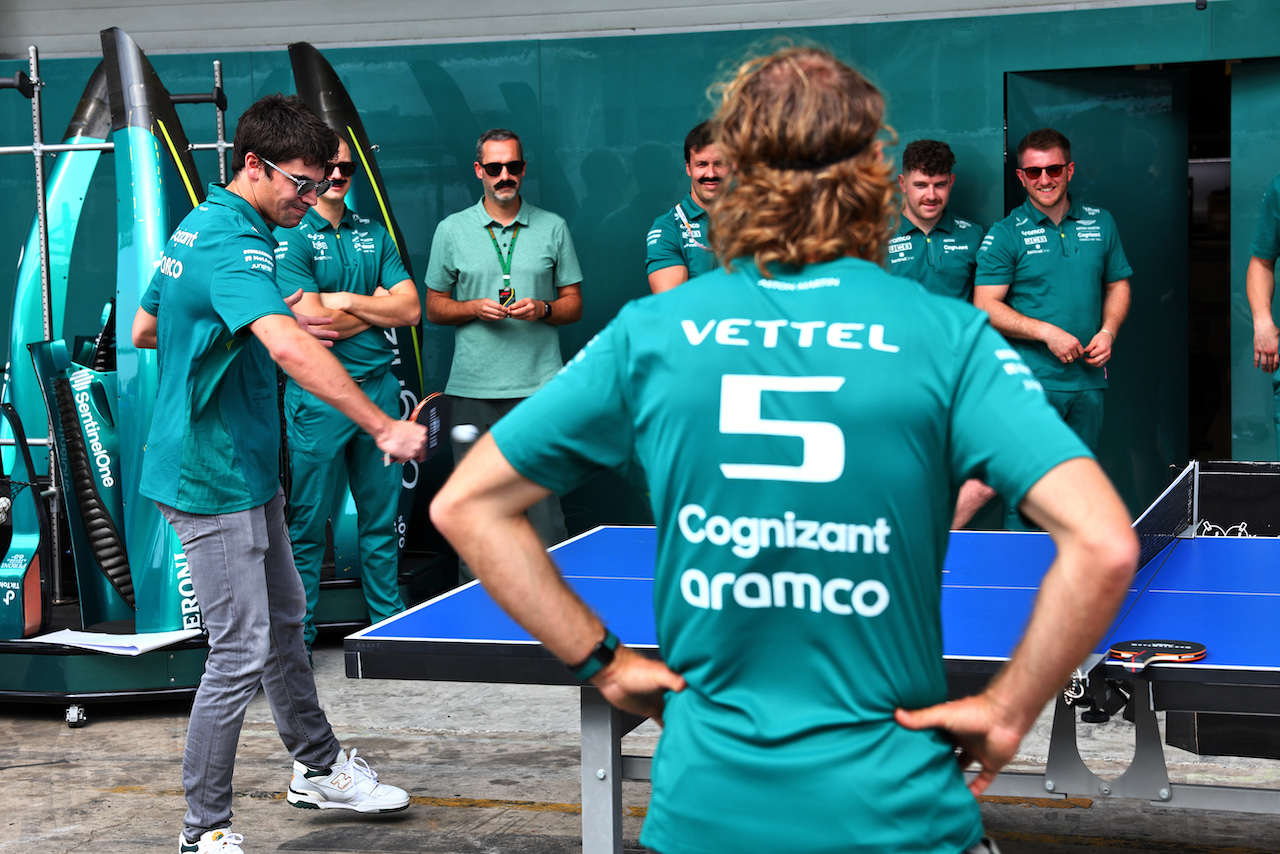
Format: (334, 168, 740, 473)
(286, 747, 410, 813)
(179, 829, 245, 853)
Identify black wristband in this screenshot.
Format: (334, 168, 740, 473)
(567, 629, 619, 682)
(543, 299, 553, 319)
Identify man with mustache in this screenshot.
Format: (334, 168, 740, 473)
(646, 121, 729, 293)
(273, 134, 421, 659)
(975, 128, 1132, 528)
(425, 128, 583, 577)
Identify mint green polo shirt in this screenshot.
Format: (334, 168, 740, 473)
(273, 206, 411, 379)
(1250, 172, 1280, 261)
(645, 194, 717, 280)
(885, 208, 983, 301)
(492, 256, 1088, 854)
(425, 197, 582, 399)
(139, 184, 294, 515)
(975, 197, 1132, 392)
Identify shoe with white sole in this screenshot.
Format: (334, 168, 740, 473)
(286, 747, 410, 813)
(179, 829, 244, 853)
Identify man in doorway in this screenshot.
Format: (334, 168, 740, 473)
(430, 49, 1136, 854)
(274, 133, 421, 656)
(646, 120, 729, 293)
(132, 94, 424, 854)
(889, 138, 993, 526)
(424, 129, 583, 572)
(1246, 169, 1280, 457)
(975, 128, 1132, 455)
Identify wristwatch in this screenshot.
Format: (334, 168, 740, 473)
(543, 300, 553, 319)
(567, 629, 619, 682)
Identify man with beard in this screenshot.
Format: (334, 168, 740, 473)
(273, 133, 421, 657)
(646, 121, 729, 293)
(425, 128, 583, 575)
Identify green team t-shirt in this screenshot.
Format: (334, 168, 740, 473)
(139, 184, 293, 515)
(645, 194, 717, 279)
(885, 209, 983, 301)
(492, 256, 1088, 854)
(425, 198, 582, 399)
(975, 197, 1132, 392)
(274, 206, 411, 379)
(1250, 172, 1280, 262)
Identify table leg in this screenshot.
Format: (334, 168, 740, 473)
(581, 687, 624, 854)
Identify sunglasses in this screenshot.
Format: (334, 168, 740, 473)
(1019, 163, 1069, 180)
(330, 161, 357, 177)
(479, 160, 526, 177)
(258, 155, 332, 196)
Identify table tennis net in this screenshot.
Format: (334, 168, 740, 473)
(1131, 462, 1196, 570)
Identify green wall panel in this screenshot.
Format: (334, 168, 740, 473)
(1230, 59, 1280, 460)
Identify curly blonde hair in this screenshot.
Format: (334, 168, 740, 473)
(710, 47, 896, 273)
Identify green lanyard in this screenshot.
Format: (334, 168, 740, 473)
(486, 223, 520, 286)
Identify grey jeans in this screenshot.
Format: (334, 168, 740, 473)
(158, 489, 341, 838)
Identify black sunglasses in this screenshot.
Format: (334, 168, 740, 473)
(1019, 163, 1069, 180)
(331, 161, 357, 177)
(258, 156, 332, 197)
(479, 160, 526, 177)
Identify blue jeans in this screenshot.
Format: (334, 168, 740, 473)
(158, 489, 341, 839)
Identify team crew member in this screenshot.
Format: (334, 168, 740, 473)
(132, 95, 424, 854)
(274, 135, 421, 655)
(888, 139, 983, 301)
(1246, 170, 1280, 456)
(424, 128, 582, 572)
(645, 121, 728, 293)
(431, 48, 1137, 854)
(889, 138, 993, 527)
(974, 127, 1133, 458)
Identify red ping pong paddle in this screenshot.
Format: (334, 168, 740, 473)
(385, 392, 450, 465)
(1108, 639, 1206, 673)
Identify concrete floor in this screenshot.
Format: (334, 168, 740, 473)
(5, 636, 1280, 853)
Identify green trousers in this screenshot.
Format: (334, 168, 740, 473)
(285, 371, 405, 647)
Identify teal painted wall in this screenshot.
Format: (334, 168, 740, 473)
(1, 0, 1277, 527)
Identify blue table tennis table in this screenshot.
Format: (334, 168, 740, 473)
(346, 522, 1280, 853)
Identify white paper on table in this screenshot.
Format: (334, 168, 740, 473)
(27, 628, 203, 656)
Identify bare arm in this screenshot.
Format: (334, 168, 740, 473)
(319, 278, 421, 329)
(132, 307, 158, 349)
(430, 434, 686, 722)
(1083, 278, 1131, 368)
(508, 283, 584, 326)
(1248, 256, 1279, 373)
(897, 457, 1137, 795)
(249, 313, 425, 462)
(425, 287, 509, 325)
(291, 290, 372, 339)
(974, 284, 1082, 363)
(648, 265, 688, 294)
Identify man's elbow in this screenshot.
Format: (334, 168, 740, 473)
(403, 302, 422, 326)
(1082, 523, 1140, 602)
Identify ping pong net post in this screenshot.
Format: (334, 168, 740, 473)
(1131, 460, 1197, 570)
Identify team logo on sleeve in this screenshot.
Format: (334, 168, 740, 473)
(995, 348, 1042, 392)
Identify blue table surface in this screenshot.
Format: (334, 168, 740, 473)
(353, 526, 1280, 673)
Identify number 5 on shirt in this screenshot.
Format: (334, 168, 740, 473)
(718, 375, 846, 483)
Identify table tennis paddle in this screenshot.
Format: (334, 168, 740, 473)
(384, 391, 450, 466)
(1108, 639, 1206, 673)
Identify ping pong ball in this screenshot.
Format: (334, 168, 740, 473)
(452, 424, 481, 444)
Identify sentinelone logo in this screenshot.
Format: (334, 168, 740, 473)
(70, 370, 116, 488)
(677, 503, 891, 617)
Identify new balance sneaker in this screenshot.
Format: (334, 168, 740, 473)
(178, 829, 244, 853)
(286, 747, 410, 813)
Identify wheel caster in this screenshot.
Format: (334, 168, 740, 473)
(65, 704, 87, 728)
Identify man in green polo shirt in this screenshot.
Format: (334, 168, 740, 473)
(430, 48, 1137, 854)
(132, 95, 426, 854)
(274, 135, 421, 655)
(646, 121, 728, 293)
(889, 139, 993, 527)
(974, 127, 1133, 457)
(1246, 170, 1280, 457)
(425, 128, 582, 572)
